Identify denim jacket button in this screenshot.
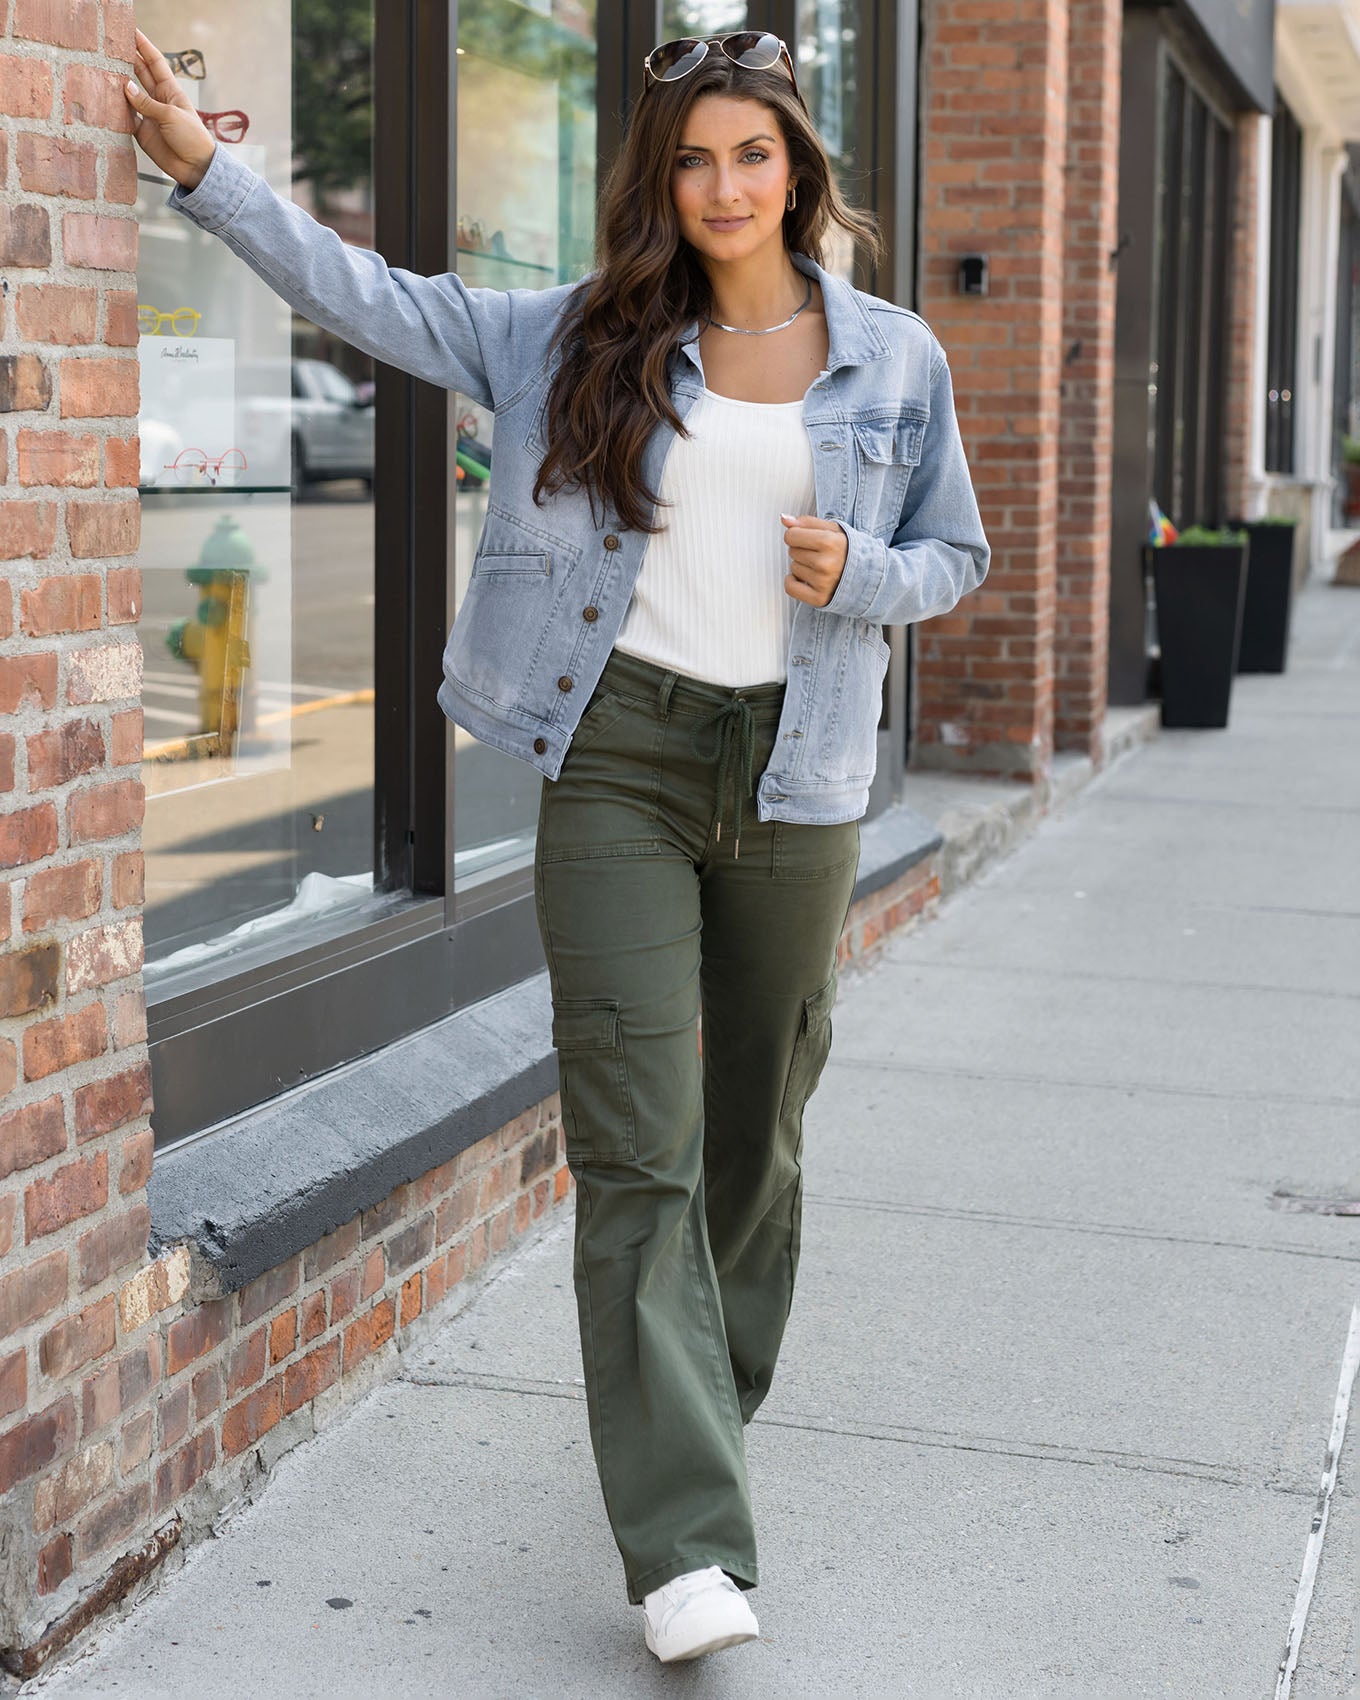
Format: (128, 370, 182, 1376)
(533, 737, 547, 754)
(557, 675, 573, 691)
(582, 605, 599, 622)
(603, 534, 620, 550)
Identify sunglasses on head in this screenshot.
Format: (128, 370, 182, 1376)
(642, 32, 804, 105)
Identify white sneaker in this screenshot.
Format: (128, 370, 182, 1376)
(642, 1564, 759, 1662)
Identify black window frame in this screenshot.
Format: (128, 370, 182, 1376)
(1265, 90, 1301, 476)
(1150, 54, 1233, 529)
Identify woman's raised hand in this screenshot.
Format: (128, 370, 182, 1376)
(123, 28, 217, 192)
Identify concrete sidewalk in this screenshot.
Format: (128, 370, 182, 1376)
(20, 577, 1360, 1699)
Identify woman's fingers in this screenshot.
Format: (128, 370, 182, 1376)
(123, 78, 170, 123)
(133, 29, 186, 104)
(134, 27, 174, 80)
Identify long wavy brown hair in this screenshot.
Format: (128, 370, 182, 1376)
(531, 55, 883, 535)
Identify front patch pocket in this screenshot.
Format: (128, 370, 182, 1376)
(552, 999, 638, 1164)
(771, 817, 860, 881)
(779, 972, 839, 1124)
(851, 408, 928, 535)
(565, 689, 627, 756)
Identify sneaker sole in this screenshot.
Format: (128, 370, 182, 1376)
(644, 1622, 759, 1662)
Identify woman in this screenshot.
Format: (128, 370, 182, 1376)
(126, 27, 989, 1665)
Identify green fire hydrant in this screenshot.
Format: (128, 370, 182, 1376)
(165, 515, 269, 742)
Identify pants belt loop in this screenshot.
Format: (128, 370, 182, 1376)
(657, 670, 677, 720)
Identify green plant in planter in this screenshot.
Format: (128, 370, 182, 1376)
(1343, 435, 1360, 463)
(1165, 525, 1247, 547)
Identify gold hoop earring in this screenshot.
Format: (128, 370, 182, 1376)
(786, 183, 797, 211)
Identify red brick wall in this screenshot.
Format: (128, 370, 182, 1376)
(1, 1091, 573, 1679)
(1223, 111, 1262, 524)
(1, 0, 148, 1660)
(913, 0, 1069, 780)
(1054, 0, 1120, 758)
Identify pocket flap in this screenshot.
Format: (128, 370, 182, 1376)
(852, 410, 928, 465)
(552, 999, 620, 1053)
(803, 972, 838, 1030)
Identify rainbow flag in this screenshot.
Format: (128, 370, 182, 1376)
(1147, 498, 1178, 545)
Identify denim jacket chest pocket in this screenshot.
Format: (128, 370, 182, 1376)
(850, 406, 928, 536)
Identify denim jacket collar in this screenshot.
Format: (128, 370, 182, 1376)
(674, 249, 892, 384)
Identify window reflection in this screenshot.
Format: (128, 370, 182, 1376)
(662, 1, 749, 33)
(135, 1, 377, 982)
(452, 1, 597, 893)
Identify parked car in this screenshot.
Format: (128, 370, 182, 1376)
(288, 358, 375, 499)
(234, 357, 376, 501)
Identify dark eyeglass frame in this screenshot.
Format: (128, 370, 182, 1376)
(166, 47, 206, 80)
(641, 32, 805, 108)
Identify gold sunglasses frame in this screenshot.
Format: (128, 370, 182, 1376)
(640, 33, 806, 109)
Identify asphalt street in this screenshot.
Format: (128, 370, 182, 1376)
(22, 573, 1360, 1700)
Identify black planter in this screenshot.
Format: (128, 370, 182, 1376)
(1144, 542, 1248, 728)
(1225, 518, 1298, 673)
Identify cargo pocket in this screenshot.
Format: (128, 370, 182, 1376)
(552, 999, 638, 1163)
(778, 972, 839, 1123)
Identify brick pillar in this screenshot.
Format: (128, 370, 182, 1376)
(1054, 0, 1121, 760)
(0, 0, 150, 1658)
(913, 0, 1068, 780)
(1223, 110, 1264, 525)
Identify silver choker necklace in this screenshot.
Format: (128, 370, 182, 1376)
(703, 273, 812, 336)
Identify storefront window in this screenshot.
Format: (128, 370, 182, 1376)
(452, 1, 598, 892)
(135, 1, 377, 982)
(798, 0, 863, 281)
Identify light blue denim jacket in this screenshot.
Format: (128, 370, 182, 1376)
(168, 143, 989, 824)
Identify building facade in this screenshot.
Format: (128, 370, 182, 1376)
(0, 0, 1293, 1675)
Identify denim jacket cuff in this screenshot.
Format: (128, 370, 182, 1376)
(822, 520, 885, 620)
(166, 143, 256, 233)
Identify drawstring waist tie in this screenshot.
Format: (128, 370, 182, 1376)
(589, 649, 786, 860)
(689, 697, 758, 858)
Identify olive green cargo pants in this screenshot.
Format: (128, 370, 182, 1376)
(534, 647, 860, 1606)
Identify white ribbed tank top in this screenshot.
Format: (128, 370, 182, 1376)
(613, 386, 817, 687)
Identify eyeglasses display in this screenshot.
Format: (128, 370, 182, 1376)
(162, 446, 248, 487)
(199, 109, 250, 143)
(138, 303, 202, 336)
